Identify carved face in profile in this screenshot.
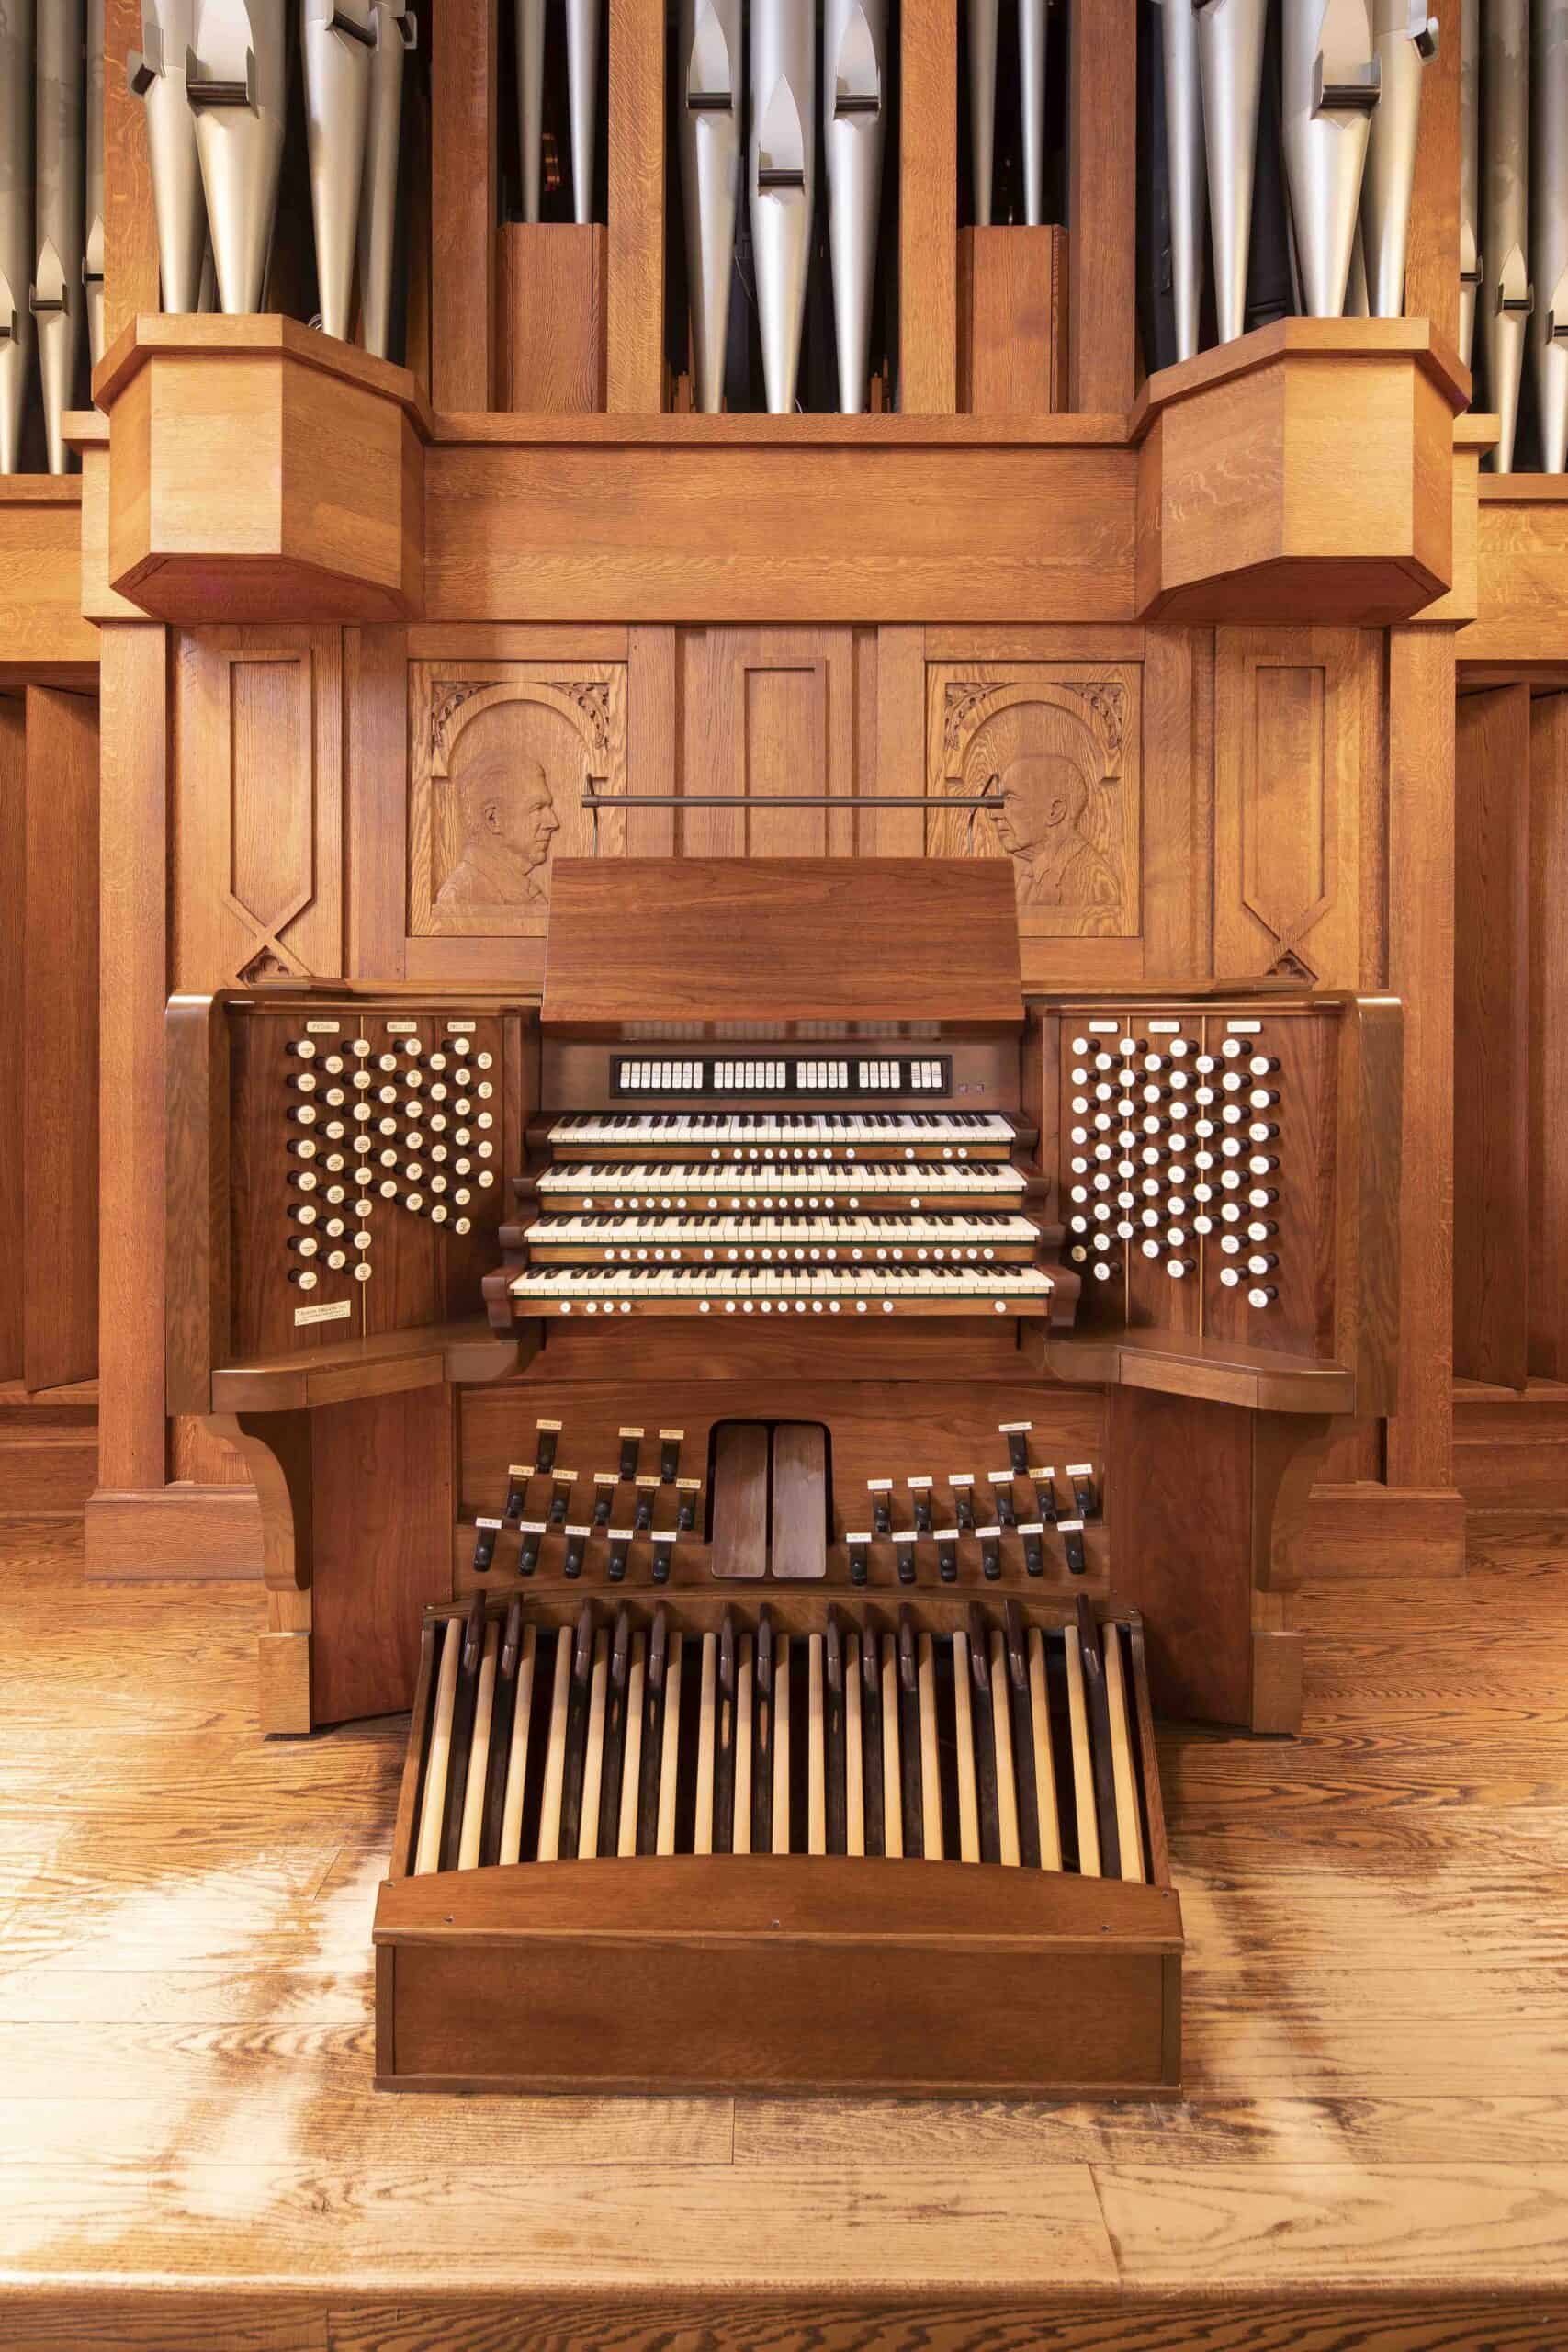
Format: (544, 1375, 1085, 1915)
(988, 754, 1090, 867)
(438, 753, 560, 907)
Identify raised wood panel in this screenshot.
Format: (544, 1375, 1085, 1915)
(678, 629, 866, 859)
(172, 631, 344, 990)
(1385, 625, 1456, 1497)
(431, 0, 497, 410)
(0, 702, 22, 1380)
(1529, 697, 1568, 1382)
(1213, 629, 1382, 989)
(408, 662, 628, 937)
(497, 227, 606, 414)
(23, 691, 100, 1391)
(926, 662, 1143, 991)
(958, 228, 1066, 417)
(1451, 688, 1530, 1389)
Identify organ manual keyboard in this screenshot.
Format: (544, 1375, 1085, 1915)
(484, 864, 1077, 1332)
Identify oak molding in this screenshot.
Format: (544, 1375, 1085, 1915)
(0, 473, 96, 665)
(78, 313, 1488, 631)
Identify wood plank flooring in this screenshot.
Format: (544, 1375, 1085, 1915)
(4, 1513, 1568, 2348)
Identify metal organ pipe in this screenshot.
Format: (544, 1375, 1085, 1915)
(1156, 0, 1209, 363)
(515, 0, 545, 225)
(1280, 0, 1381, 321)
(357, 3, 413, 363)
(1483, 0, 1530, 472)
(1195, 0, 1268, 345)
(825, 0, 887, 414)
(566, 0, 602, 227)
(35, 0, 85, 475)
(968, 0, 998, 228)
(0, 0, 34, 475)
(679, 0, 741, 415)
(1020, 0, 1048, 226)
(302, 0, 373, 345)
(188, 0, 288, 316)
(1459, 0, 1479, 365)
(129, 0, 208, 316)
(1359, 1, 1437, 318)
(750, 0, 815, 414)
(86, 0, 106, 368)
(1531, 0, 1568, 472)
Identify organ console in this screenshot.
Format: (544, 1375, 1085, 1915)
(164, 859, 1400, 2098)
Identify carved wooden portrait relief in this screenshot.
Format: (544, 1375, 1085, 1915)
(409, 662, 628, 937)
(926, 663, 1141, 940)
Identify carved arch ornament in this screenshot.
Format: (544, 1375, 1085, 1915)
(409, 666, 628, 939)
(929, 667, 1139, 939)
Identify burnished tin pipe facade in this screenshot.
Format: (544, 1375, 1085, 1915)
(86, 0, 106, 368)
(358, 1, 413, 361)
(1483, 0, 1530, 470)
(0, 0, 34, 473)
(1531, 0, 1568, 472)
(679, 0, 741, 414)
(1459, 0, 1479, 362)
(302, 0, 373, 345)
(1360, 1, 1437, 318)
(1020, 0, 1047, 226)
(35, 0, 85, 474)
(968, 0, 998, 228)
(515, 0, 544, 225)
(1195, 0, 1267, 345)
(1158, 0, 1208, 362)
(189, 0, 288, 316)
(1281, 0, 1380, 321)
(825, 0, 887, 413)
(750, 0, 814, 414)
(130, 0, 208, 315)
(566, 0, 602, 227)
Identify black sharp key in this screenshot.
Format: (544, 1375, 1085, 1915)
(1004, 1600, 1041, 1871)
(752, 1607, 775, 1854)
(439, 1597, 488, 1872)
(558, 1601, 595, 1858)
(1075, 1595, 1122, 1879)
(480, 1596, 524, 1867)
(967, 1603, 1001, 1866)
(860, 1622, 885, 1857)
(471, 1515, 501, 1574)
(714, 1611, 737, 1855)
(596, 1608, 631, 1856)
(636, 1606, 669, 1856)
(897, 1607, 923, 1860)
(824, 1611, 848, 1856)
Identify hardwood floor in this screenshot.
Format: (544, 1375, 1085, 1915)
(4, 1513, 1568, 2348)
